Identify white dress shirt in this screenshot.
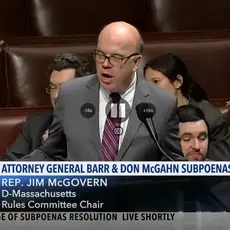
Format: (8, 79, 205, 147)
(99, 72, 137, 149)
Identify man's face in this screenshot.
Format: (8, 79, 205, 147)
(49, 68, 76, 108)
(95, 35, 141, 94)
(179, 120, 208, 161)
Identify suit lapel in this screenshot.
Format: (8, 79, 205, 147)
(85, 75, 102, 160)
(115, 77, 151, 161)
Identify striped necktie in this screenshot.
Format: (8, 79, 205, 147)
(102, 93, 121, 161)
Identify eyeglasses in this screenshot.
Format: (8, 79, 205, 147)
(93, 50, 140, 66)
(45, 85, 60, 94)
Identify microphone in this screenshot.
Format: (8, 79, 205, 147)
(136, 102, 175, 161)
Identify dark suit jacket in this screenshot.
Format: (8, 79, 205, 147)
(190, 98, 230, 161)
(20, 74, 185, 161)
(3, 110, 53, 160)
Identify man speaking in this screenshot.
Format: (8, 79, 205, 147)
(20, 21, 184, 161)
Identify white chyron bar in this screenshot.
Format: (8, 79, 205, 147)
(0, 212, 228, 230)
(0, 162, 230, 175)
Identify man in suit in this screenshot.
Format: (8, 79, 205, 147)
(177, 105, 209, 161)
(20, 21, 185, 161)
(4, 53, 94, 160)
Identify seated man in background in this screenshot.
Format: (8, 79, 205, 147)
(3, 53, 94, 161)
(177, 105, 209, 161)
(178, 105, 230, 211)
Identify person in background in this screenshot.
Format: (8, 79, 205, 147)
(177, 105, 209, 161)
(144, 53, 230, 161)
(4, 53, 94, 161)
(178, 105, 230, 212)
